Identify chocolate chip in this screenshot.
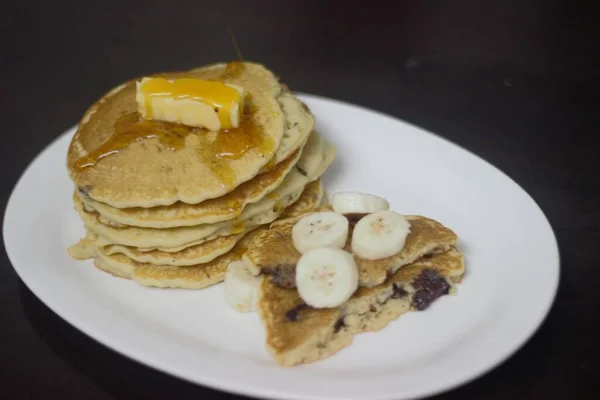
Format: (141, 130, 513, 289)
(285, 303, 307, 321)
(391, 283, 408, 299)
(333, 317, 345, 333)
(268, 266, 296, 289)
(412, 291, 433, 311)
(411, 269, 450, 311)
(413, 269, 450, 293)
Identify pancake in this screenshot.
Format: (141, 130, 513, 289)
(78, 144, 302, 228)
(76, 182, 299, 248)
(258, 248, 465, 366)
(295, 132, 334, 181)
(133, 178, 326, 255)
(74, 133, 334, 248)
(244, 214, 458, 288)
(102, 179, 325, 266)
(94, 230, 259, 288)
(94, 255, 134, 279)
(96, 179, 324, 267)
(131, 233, 222, 253)
(188, 66, 314, 169)
(261, 91, 314, 168)
(93, 180, 325, 289)
(79, 131, 328, 228)
(68, 62, 314, 208)
(103, 230, 252, 266)
(67, 229, 97, 260)
(76, 163, 321, 248)
(279, 180, 324, 220)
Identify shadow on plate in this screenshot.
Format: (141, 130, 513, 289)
(18, 281, 240, 400)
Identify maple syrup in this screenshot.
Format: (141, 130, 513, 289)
(267, 191, 283, 213)
(231, 217, 246, 234)
(75, 81, 274, 190)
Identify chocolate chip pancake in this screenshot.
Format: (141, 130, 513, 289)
(258, 248, 465, 366)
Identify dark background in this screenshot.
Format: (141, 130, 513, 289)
(1, 0, 598, 399)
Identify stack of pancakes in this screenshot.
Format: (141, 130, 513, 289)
(67, 62, 335, 289)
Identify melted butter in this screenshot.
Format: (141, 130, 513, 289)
(231, 217, 245, 234)
(260, 154, 277, 173)
(224, 197, 244, 215)
(139, 77, 243, 127)
(267, 191, 283, 213)
(231, 239, 249, 259)
(214, 103, 272, 161)
(199, 102, 274, 189)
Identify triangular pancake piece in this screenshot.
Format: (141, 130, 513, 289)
(258, 248, 465, 366)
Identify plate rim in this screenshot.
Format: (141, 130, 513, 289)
(3, 93, 560, 400)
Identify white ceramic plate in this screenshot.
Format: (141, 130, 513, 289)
(4, 94, 559, 400)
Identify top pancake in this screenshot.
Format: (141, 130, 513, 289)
(77, 131, 329, 228)
(67, 62, 314, 208)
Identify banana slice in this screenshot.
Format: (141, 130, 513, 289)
(351, 210, 411, 260)
(292, 212, 349, 254)
(296, 247, 358, 308)
(224, 261, 262, 313)
(331, 192, 390, 214)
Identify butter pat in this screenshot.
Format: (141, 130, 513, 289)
(136, 77, 244, 130)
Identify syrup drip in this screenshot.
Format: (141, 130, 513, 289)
(267, 191, 283, 213)
(231, 217, 246, 234)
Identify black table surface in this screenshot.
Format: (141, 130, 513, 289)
(1, 1, 598, 399)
